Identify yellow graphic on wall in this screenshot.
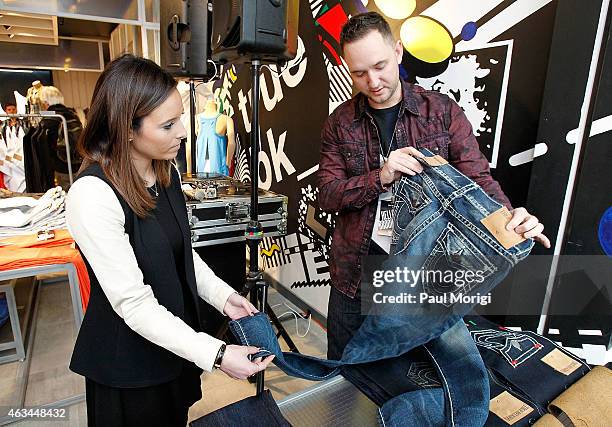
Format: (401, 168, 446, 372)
(400, 16, 453, 64)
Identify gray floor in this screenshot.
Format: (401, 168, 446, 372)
(0, 279, 331, 426)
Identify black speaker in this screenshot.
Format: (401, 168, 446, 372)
(160, 0, 215, 78)
(211, 0, 299, 64)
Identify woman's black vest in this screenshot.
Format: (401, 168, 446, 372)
(70, 163, 202, 387)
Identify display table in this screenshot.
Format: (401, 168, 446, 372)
(0, 230, 87, 366)
(277, 376, 382, 426)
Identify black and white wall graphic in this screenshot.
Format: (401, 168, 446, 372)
(210, 0, 610, 364)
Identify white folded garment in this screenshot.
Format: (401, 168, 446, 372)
(0, 187, 65, 228)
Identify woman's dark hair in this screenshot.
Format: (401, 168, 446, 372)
(340, 11, 395, 53)
(78, 54, 177, 217)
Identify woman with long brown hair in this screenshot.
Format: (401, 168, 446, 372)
(66, 54, 273, 426)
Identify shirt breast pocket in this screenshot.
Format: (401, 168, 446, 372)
(339, 143, 366, 177)
(415, 133, 450, 160)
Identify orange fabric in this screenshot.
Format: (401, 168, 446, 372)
(0, 230, 91, 310)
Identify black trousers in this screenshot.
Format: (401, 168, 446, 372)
(326, 241, 386, 359)
(85, 362, 202, 427)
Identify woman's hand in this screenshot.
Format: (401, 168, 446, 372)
(219, 345, 275, 380)
(223, 292, 258, 320)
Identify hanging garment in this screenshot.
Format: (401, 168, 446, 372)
(195, 114, 229, 175)
(0, 121, 27, 192)
(22, 126, 50, 193)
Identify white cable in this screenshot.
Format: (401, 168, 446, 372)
(276, 303, 312, 338)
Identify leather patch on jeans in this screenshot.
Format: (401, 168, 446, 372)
(480, 207, 526, 249)
(422, 155, 449, 167)
(541, 348, 581, 375)
(490, 391, 534, 425)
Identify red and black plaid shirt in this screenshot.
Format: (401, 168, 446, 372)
(317, 81, 512, 298)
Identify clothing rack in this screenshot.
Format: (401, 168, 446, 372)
(0, 112, 74, 185)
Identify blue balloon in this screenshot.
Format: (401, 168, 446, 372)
(461, 22, 478, 41)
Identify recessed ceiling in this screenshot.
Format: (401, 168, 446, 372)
(0, 10, 58, 45)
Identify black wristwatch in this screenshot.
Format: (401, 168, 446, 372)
(214, 344, 226, 369)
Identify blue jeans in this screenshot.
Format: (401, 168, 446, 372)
(347, 148, 534, 364)
(230, 314, 489, 427)
(465, 316, 591, 417)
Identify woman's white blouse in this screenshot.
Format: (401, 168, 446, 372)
(67, 176, 236, 372)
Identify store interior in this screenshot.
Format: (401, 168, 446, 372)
(0, 0, 611, 426)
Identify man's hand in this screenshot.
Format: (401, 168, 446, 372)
(380, 147, 425, 185)
(507, 207, 551, 248)
(223, 293, 258, 320)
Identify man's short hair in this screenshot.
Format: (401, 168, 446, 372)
(340, 11, 395, 53)
(40, 86, 64, 107)
(3, 102, 16, 109)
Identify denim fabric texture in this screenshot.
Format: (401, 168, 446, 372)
(189, 390, 290, 426)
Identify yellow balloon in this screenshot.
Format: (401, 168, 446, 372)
(374, 0, 416, 20)
(400, 17, 453, 64)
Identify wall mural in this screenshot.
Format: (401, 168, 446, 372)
(211, 0, 560, 318)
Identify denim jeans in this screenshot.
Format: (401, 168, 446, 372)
(230, 314, 489, 427)
(328, 286, 440, 407)
(465, 316, 591, 415)
(345, 148, 534, 363)
(190, 390, 290, 426)
(485, 367, 545, 426)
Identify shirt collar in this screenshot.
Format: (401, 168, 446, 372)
(354, 80, 420, 121)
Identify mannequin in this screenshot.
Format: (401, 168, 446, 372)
(194, 99, 236, 176)
(26, 80, 44, 114)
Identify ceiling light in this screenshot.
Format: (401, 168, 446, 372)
(8, 34, 14, 39)
(0, 69, 34, 73)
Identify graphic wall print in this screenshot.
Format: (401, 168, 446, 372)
(417, 40, 512, 168)
(212, 0, 559, 319)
